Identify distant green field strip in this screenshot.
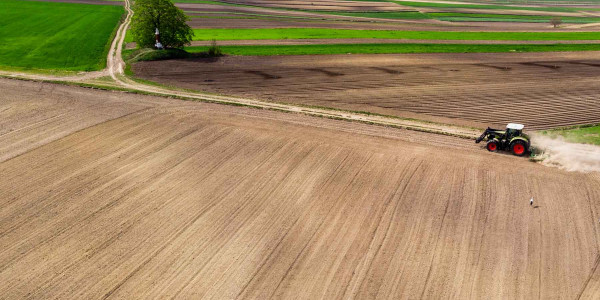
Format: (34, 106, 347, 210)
(444, 0, 600, 3)
(435, 16, 600, 23)
(186, 43, 600, 55)
(192, 28, 600, 41)
(429, 12, 600, 23)
(0, 0, 123, 71)
(541, 125, 600, 145)
(394, 1, 577, 12)
(433, 17, 543, 22)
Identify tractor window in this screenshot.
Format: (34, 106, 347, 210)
(506, 129, 522, 139)
(506, 129, 517, 137)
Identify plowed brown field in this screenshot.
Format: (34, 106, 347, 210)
(133, 51, 600, 130)
(179, 2, 600, 31)
(2, 79, 600, 298)
(180, 0, 410, 12)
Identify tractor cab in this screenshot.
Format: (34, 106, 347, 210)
(475, 123, 530, 156)
(505, 123, 524, 140)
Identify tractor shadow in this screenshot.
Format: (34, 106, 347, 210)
(306, 68, 344, 77)
(371, 67, 404, 75)
(477, 145, 530, 158)
(245, 70, 281, 79)
(519, 62, 562, 70)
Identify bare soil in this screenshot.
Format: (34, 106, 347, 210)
(1, 78, 600, 299)
(181, 3, 600, 31)
(430, 7, 587, 17)
(187, 17, 451, 30)
(133, 51, 600, 130)
(0, 80, 151, 162)
(214, 0, 410, 11)
(179, 3, 442, 25)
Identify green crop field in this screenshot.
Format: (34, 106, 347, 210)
(192, 28, 600, 41)
(0, 0, 123, 72)
(185, 43, 600, 55)
(541, 125, 600, 145)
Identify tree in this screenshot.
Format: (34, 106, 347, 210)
(131, 0, 193, 49)
(550, 17, 563, 28)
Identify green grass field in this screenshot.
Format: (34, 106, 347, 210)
(192, 28, 600, 41)
(540, 125, 600, 145)
(0, 0, 123, 71)
(185, 43, 600, 55)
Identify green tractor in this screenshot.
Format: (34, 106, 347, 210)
(475, 123, 530, 156)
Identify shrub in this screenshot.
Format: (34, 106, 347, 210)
(207, 39, 223, 57)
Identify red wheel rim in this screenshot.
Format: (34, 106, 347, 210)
(513, 144, 525, 155)
(488, 143, 497, 151)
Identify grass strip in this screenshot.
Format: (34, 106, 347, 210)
(185, 43, 600, 55)
(539, 124, 600, 145)
(191, 28, 600, 41)
(429, 12, 600, 23)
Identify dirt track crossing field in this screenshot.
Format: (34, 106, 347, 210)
(133, 51, 600, 130)
(2, 79, 600, 298)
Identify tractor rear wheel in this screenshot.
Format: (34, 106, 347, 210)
(511, 140, 527, 156)
(486, 140, 498, 152)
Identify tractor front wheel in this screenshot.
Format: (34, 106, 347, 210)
(486, 140, 499, 152)
(511, 140, 527, 156)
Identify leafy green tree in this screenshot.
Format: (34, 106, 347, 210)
(550, 17, 563, 28)
(131, 0, 193, 49)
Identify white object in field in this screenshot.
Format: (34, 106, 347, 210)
(507, 123, 525, 130)
(530, 197, 533, 206)
(155, 42, 163, 49)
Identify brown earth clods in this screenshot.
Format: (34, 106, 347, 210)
(186, 17, 451, 30)
(179, 3, 443, 25)
(2, 78, 600, 299)
(181, 2, 600, 31)
(132, 51, 600, 130)
(192, 0, 411, 12)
